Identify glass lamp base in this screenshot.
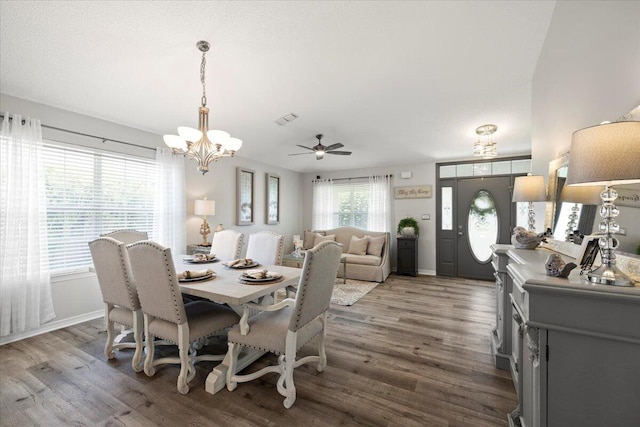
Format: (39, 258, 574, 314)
(586, 264, 633, 287)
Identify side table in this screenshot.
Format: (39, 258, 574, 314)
(283, 252, 347, 283)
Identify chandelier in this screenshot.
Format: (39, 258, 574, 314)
(163, 41, 242, 175)
(473, 124, 497, 158)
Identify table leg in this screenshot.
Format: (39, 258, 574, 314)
(343, 259, 347, 284)
(205, 348, 266, 394)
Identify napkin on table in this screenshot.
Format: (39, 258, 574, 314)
(225, 258, 254, 267)
(193, 253, 216, 261)
(178, 269, 214, 280)
(241, 269, 281, 280)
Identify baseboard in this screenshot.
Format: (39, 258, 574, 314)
(418, 269, 436, 276)
(0, 309, 104, 346)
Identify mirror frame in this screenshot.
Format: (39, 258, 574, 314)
(544, 152, 570, 231)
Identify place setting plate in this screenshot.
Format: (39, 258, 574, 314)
(183, 257, 219, 264)
(179, 273, 216, 283)
(223, 261, 260, 269)
(237, 271, 283, 285)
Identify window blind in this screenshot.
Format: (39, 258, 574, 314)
(43, 142, 155, 274)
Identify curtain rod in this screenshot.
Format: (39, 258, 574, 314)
(313, 174, 393, 182)
(0, 113, 156, 152)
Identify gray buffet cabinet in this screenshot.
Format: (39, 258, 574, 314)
(490, 244, 640, 427)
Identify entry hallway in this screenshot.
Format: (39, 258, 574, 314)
(0, 274, 516, 426)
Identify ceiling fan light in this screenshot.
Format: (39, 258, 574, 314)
(177, 127, 203, 143)
(315, 150, 325, 160)
(226, 137, 243, 152)
(163, 134, 187, 151)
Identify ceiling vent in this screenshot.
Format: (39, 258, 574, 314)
(275, 113, 298, 126)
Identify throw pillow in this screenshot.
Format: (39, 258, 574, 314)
(304, 230, 325, 249)
(366, 235, 385, 257)
(314, 234, 336, 247)
(348, 236, 368, 255)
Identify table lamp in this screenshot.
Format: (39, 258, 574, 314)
(512, 174, 547, 231)
(566, 121, 640, 286)
(194, 198, 216, 246)
(558, 184, 602, 241)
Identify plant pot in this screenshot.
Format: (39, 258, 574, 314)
(401, 227, 416, 237)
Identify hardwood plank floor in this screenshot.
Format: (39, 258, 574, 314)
(0, 274, 516, 426)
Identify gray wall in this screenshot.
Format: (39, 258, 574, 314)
(0, 93, 305, 343)
(184, 156, 305, 256)
(302, 163, 437, 274)
(531, 1, 640, 253)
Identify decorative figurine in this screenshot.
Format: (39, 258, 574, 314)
(511, 226, 551, 249)
(545, 253, 577, 278)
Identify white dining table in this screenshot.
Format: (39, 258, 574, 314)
(175, 255, 301, 395)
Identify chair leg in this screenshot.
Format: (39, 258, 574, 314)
(283, 332, 297, 409)
(226, 342, 240, 391)
(177, 324, 190, 395)
(317, 327, 327, 372)
(104, 304, 115, 360)
(143, 315, 156, 376)
(131, 310, 144, 372)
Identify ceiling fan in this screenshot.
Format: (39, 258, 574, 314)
(288, 134, 352, 160)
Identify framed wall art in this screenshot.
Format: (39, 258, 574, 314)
(394, 185, 433, 199)
(266, 173, 280, 225)
(236, 167, 255, 225)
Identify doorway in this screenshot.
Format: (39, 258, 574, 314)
(436, 158, 529, 280)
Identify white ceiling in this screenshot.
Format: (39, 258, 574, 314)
(0, 1, 556, 173)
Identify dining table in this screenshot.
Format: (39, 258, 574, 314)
(175, 254, 302, 395)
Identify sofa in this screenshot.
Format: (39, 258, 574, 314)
(304, 227, 390, 282)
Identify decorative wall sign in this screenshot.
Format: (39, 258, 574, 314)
(614, 187, 640, 208)
(394, 185, 432, 199)
(236, 167, 255, 225)
(266, 173, 280, 224)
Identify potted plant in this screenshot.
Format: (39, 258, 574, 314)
(397, 216, 419, 237)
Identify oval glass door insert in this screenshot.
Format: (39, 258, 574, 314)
(467, 190, 498, 263)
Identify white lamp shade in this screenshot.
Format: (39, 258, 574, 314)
(194, 199, 216, 216)
(559, 185, 602, 205)
(566, 121, 640, 186)
(226, 137, 243, 151)
(512, 175, 547, 202)
(177, 127, 203, 143)
(207, 130, 231, 149)
(163, 134, 187, 151)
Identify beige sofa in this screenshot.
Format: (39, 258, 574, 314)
(304, 227, 390, 282)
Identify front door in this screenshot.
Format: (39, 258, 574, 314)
(456, 176, 512, 280)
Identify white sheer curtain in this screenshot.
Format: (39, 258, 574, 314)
(312, 179, 334, 230)
(0, 113, 56, 336)
(368, 174, 391, 231)
(153, 148, 186, 252)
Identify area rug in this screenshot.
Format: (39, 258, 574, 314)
(277, 279, 380, 306)
(331, 279, 380, 306)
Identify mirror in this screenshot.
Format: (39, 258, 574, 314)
(545, 153, 597, 241)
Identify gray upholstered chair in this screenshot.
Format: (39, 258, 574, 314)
(226, 240, 343, 408)
(101, 229, 148, 245)
(210, 229, 244, 261)
(245, 231, 284, 266)
(127, 240, 240, 394)
(88, 237, 144, 372)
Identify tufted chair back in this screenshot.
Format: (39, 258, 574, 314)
(245, 231, 284, 266)
(210, 229, 244, 261)
(101, 229, 148, 245)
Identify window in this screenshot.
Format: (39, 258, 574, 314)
(312, 176, 390, 231)
(333, 181, 369, 229)
(43, 142, 155, 274)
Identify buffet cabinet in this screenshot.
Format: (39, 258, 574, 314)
(490, 244, 513, 370)
(491, 246, 640, 427)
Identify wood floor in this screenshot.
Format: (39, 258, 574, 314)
(0, 274, 516, 426)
